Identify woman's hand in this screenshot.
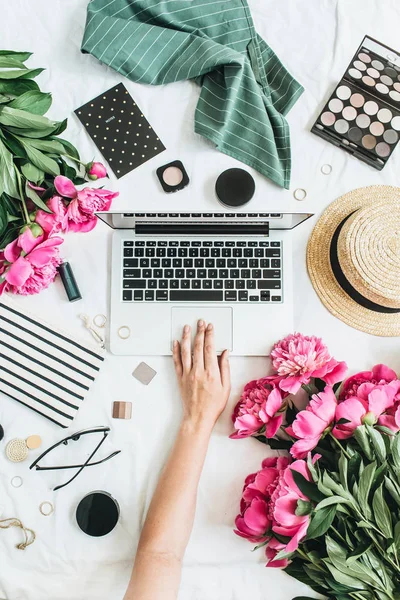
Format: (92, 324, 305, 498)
(173, 320, 231, 432)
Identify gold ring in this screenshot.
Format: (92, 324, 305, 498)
(39, 502, 54, 516)
(118, 326, 131, 340)
(93, 314, 107, 328)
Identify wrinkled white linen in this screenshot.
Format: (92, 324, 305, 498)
(0, 0, 399, 598)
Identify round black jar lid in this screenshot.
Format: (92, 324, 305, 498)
(215, 168, 255, 208)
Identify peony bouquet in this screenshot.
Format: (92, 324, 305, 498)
(0, 50, 118, 295)
(232, 333, 400, 600)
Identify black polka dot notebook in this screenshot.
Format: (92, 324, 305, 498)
(75, 83, 166, 178)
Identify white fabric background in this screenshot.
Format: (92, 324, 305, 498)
(1, 1, 399, 599)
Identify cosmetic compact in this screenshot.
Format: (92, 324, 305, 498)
(156, 160, 189, 193)
(215, 168, 255, 208)
(76, 491, 120, 537)
(312, 36, 400, 170)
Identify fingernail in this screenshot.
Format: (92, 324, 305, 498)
(184, 324, 189, 333)
(207, 323, 213, 331)
(198, 319, 204, 328)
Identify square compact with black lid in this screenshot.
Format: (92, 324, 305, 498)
(312, 36, 400, 170)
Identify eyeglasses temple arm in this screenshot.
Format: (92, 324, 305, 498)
(34, 450, 121, 471)
(53, 433, 109, 492)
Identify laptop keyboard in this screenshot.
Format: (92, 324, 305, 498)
(121, 240, 282, 303)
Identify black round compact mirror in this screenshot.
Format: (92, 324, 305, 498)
(76, 491, 120, 537)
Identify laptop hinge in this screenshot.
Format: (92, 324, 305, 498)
(135, 224, 269, 236)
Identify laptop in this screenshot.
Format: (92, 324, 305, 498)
(96, 211, 313, 356)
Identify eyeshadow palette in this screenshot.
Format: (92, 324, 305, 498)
(312, 36, 400, 169)
(75, 83, 166, 179)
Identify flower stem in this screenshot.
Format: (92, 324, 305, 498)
(329, 432, 352, 459)
(63, 153, 85, 167)
(14, 167, 30, 225)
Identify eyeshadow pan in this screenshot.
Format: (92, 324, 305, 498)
(328, 98, 343, 113)
(342, 106, 357, 121)
(391, 116, 400, 130)
(362, 134, 377, 149)
(356, 113, 370, 128)
(354, 60, 367, 71)
(370, 121, 384, 136)
(348, 127, 362, 142)
(163, 166, 183, 186)
(367, 67, 380, 78)
(375, 141, 391, 157)
(386, 67, 398, 78)
(389, 90, 400, 102)
(364, 100, 379, 115)
(350, 93, 364, 107)
(334, 119, 349, 134)
(336, 85, 351, 100)
(321, 111, 336, 126)
(371, 60, 384, 70)
(394, 82, 400, 92)
(383, 129, 398, 144)
(378, 108, 392, 123)
(349, 68, 362, 79)
(362, 76, 375, 87)
(359, 52, 371, 63)
(380, 75, 393, 86)
(376, 83, 389, 94)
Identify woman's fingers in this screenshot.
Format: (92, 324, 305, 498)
(204, 323, 218, 372)
(172, 340, 183, 378)
(193, 320, 205, 370)
(180, 324, 192, 372)
(219, 349, 231, 390)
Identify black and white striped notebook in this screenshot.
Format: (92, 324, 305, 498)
(0, 299, 105, 428)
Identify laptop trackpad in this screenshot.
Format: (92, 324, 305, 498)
(171, 306, 233, 353)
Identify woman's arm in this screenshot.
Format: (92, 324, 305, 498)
(124, 320, 231, 600)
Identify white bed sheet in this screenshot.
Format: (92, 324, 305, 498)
(0, 0, 399, 598)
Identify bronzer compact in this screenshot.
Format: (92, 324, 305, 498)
(312, 36, 400, 170)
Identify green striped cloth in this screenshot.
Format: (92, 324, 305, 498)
(82, 0, 304, 188)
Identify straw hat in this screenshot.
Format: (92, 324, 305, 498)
(307, 185, 400, 336)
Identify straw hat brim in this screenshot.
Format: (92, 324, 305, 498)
(307, 185, 400, 337)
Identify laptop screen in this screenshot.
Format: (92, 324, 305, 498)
(95, 212, 313, 231)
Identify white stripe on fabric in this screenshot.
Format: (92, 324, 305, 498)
(137, 30, 180, 83)
(90, 20, 118, 53)
(128, 29, 167, 80)
(198, 46, 233, 75)
(98, 20, 131, 60)
(161, 37, 190, 83)
(175, 39, 210, 80)
(117, 25, 156, 71)
(84, 16, 109, 46)
(141, 1, 231, 24)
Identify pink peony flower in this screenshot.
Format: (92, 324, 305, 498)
(230, 379, 287, 439)
(0, 230, 63, 296)
(265, 537, 289, 568)
(286, 387, 337, 459)
(54, 176, 118, 233)
(333, 383, 399, 439)
(86, 161, 108, 180)
(234, 456, 290, 543)
(270, 333, 348, 394)
(340, 364, 400, 401)
(35, 196, 68, 235)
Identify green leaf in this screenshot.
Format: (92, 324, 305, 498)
(0, 50, 32, 62)
(324, 562, 367, 590)
(21, 162, 44, 184)
(357, 461, 376, 519)
(336, 417, 351, 425)
(394, 521, 400, 553)
(8, 91, 52, 115)
(295, 499, 312, 516)
(51, 118, 68, 136)
(317, 477, 333, 497)
(315, 495, 349, 510)
(372, 484, 392, 537)
(56, 137, 80, 161)
(354, 425, 373, 460)
(0, 68, 44, 80)
(291, 597, 317, 599)
(5, 124, 58, 138)
(338, 453, 348, 490)
(391, 434, 400, 470)
(366, 425, 386, 462)
(322, 472, 353, 501)
(0, 79, 39, 96)
(24, 181, 51, 213)
(20, 142, 60, 177)
(2, 134, 27, 158)
(18, 137, 64, 154)
(384, 476, 400, 507)
(291, 469, 325, 502)
(0, 57, 27, 69)
(0, 221, 21, 249)
(346, 540, 372, 563)
(0, 199, 7, 236)
(0, 106, 56, 130)
(0, 138, 18, 198)
(306, 504, 337, 539)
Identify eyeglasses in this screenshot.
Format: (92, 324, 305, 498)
(29, 426, 121, 491)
